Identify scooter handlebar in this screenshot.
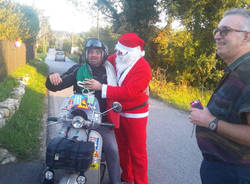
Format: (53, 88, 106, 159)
(100, 122, 115, 128)
(47, 117, 58, 122)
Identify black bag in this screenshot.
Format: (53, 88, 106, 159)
(46, 137, 94, 172)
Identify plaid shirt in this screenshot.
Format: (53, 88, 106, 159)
(196, 52, 250, 164)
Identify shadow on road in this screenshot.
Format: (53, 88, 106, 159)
(0, 161, 44, 183)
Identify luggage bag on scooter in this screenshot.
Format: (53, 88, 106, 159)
(46, 137, 94, 172)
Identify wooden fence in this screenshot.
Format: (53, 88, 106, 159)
(0, 40, 26, 82)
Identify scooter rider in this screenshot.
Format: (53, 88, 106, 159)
(45, 38, 121, 184)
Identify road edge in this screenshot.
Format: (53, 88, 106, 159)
(40, 92, 48, 161)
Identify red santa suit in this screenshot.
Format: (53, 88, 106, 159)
(102, 33, 151, 184)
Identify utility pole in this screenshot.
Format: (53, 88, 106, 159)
(97, 8, 100, 40)
(71, 33, 74, 54)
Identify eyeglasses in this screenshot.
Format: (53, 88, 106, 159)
(86, 38, 103, 48)
(213, 26, 249, 37)
(116, 50, 128, 56)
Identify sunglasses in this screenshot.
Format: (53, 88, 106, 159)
(213, 26, 249, 37)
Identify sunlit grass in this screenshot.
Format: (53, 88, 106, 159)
(11, 58, 47, 94)
(150, 68, 212, 111)
(0, 55, 48, 160)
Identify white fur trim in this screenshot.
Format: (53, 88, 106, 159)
(104, 61, 117, 86)
(116, 42, 141, 53)
(120, 112, 149, 118)
(102, 84, 107, 98)
(102, 61, 117, 99)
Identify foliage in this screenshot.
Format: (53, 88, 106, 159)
(152, 26, 224, 88)
(62, 38, 72, 54)
(150, 67, 212, 111)
(19, 5, 40, 43)
(37, 45, 43, 53)
(0, 1, 39, 42)
(38, 14, 54, 53)
(149, 0, 248, 88)
(160, 0, 249, 56)
(0, 42, 7, 81)
(95, 0, 159, 42)
(0, 1, 22, 40)
(36, 53, 47, 61)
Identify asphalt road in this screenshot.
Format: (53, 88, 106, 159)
(147, 98, 202, 184)
(0, 56, 203, 184)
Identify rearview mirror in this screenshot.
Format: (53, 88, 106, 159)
(112, 102, 122, 113)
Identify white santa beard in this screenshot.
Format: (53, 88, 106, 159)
(116, 50, 143, 81)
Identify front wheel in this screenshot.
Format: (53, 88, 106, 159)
(41, 179, 54, 184)
(59, 174, 87, 184)
(100, 151, 107, 184)
(40, 167, 54, 184)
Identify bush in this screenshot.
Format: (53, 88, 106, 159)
(150, 67, 212, 111)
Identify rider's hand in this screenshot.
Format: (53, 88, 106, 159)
(84, 79, 102, 91)
(189, 107, 215, 128)
(49, 73, 62, 86)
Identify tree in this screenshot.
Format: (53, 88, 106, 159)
(37, 14, 53, 54)
(96, 0, 159, 42)
(0, 1, 40, 62)
(19, 5, 40, 43)
(160, 0, 249, 56)
(153, 0, 249, 88)
(0, 1, 22, 40)
(152, 23, 224, 88)
(19, 5, 40, 62)
(62, 38, 72, 54)
(68, 0, 159, 44)
(0, 1, 39, 42)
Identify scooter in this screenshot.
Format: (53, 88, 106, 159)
(41, 84, 122, 184)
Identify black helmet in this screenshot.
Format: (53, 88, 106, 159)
(84, 38, 108, 63)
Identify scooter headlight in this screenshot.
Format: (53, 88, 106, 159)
(45, 170, 54, 180)
(72, 116, 85, 128)
(76, 175, 86, 184)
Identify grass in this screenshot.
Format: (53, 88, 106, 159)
(149, 68, 212, 111)
(36, 53, 47, 62)
(0, 76, 19, 102)
(0, 55, 48, 160)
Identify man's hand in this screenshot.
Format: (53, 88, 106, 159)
(189, 107, 215, 128)
(49, 73, 62, 86)
(190, 109, 250, 146)
(83, 79, 102, 91)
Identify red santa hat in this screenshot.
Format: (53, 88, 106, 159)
(115, 33, 145, 53)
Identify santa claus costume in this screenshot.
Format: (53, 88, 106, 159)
(102, 33, 151, 184)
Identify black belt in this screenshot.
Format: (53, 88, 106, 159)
(203, 153, 224, 162)
(123, 100, 148, 111)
